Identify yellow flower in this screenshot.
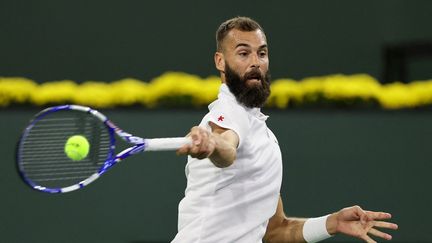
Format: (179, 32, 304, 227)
(111, 78, 149, 106)
(321, 74, 380, 100)
(0, 77, 37, 106)
(146, 72, 220, 107)
(1, 73, 432, 109)
(268, 79, 301, 108)
(73, 81, 114, 108)
(31, 80, 78, 106)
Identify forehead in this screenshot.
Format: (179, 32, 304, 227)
(223, 29, 267, 50)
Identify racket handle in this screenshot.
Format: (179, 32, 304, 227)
(145, 137, 192, 151)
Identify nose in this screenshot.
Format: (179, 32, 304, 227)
(250, 53, 260, 69)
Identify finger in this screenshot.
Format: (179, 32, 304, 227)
(176, 145, 191, 155)
(198, 130, 209, 151)
(189, 142, 201, 155)
(196, 134, 213, 159)
(192, 135, 201, 146)
(190, 127, 202, 146)
(190, 129, 203, 149)
(191, 142, 208, 157)
(366, 211, 392, 220)
(353, 206, 370, 224)
(360, 234, 377, 243)
(369, 228, 392, 241)
(374, 221, 399, 230)
(193, 144, 213, 159)
(195, 127, 209, 146)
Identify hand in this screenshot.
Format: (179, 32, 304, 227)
(176, 126, 216, 159)
(327, 205, 398, 243)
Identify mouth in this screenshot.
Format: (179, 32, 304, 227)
(246, 73, 262, 85)
(246, 78, 261, 84)
(245, 72, 262, 83)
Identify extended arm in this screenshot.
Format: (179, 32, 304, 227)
(264, 197, 398, 243)
(176, 122, 239, 168)
(263, 197, 307, 243)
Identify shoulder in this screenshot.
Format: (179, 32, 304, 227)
(209, 98, 249, 119)
(205, 99, 251, 148)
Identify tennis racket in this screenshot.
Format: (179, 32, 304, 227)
(16, 104, 192, 193)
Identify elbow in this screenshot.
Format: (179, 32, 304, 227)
(210, 149, 236, 168)
(263, 230, 280, 243)
(214, 160, 234, 168)
(264, 216, 292, 243)
(212, 155, 235, 168)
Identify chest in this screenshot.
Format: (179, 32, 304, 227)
(235, 120, 282, 181)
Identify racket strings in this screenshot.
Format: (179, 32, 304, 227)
(19, 110, 112, 188)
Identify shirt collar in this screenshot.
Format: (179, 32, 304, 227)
(215, 83, 269, 121)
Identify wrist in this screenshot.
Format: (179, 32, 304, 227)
(302, 215, 333, 243)
(326, 212, 338, 235)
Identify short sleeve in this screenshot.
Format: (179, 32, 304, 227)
(206, 100, 250, 148)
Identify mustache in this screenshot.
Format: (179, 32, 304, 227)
(244, 68, 266, 82)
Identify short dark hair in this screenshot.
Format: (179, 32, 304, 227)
(216, 16, 265, 51)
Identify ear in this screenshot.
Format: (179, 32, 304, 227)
(214, 52, 225, 72)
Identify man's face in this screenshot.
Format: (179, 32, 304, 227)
(224, 61, 270, 108)
(216, 29, 271, 108)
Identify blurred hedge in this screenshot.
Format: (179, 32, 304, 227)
(1, 72, 432, 109)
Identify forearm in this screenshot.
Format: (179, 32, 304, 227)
(264, 198, 397, 243)
(264, 217, 307, 243)
(209, 132, 236, 168)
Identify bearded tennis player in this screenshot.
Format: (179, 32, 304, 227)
(173, 16, 398, 243)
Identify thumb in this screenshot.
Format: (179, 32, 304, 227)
(352, 206, 368, 225)
(357, 209, 371, 225)
(176, 145, 190, 156)
(360, 213, 368, 225)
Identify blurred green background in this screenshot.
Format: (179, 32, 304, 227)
(1, 0, 431, 82)
(2, 110, 432, 242)
(1, 0, 432, 242)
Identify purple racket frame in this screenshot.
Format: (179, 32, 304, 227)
(17, 104, 191, 193)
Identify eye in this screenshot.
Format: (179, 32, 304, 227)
(259, 51, 267, 58)
(239, 52, 248, 57)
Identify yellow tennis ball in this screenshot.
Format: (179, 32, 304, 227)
(64, 135, 90, 161)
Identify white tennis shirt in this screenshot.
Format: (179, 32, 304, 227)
(172, 83, 283, 243)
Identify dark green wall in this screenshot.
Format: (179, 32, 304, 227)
(1, 0, 431, 82)
(1, 1, 432, 241)
(1, 109, 431, 242)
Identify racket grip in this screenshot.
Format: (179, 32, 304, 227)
(145, 137, 192, 151)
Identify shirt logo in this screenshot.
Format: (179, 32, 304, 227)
(218, 115, 224, 121)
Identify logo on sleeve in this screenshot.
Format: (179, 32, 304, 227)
(218, 115, 224, 122)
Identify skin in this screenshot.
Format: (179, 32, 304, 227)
(177, 28, 398, 242)
(264, 197, 398, 243)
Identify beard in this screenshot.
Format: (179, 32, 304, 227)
(224, 63, 271, 108)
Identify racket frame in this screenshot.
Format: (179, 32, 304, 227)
(17, 104, 187, 193)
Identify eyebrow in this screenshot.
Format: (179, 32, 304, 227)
(235, 43, 268, 50)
